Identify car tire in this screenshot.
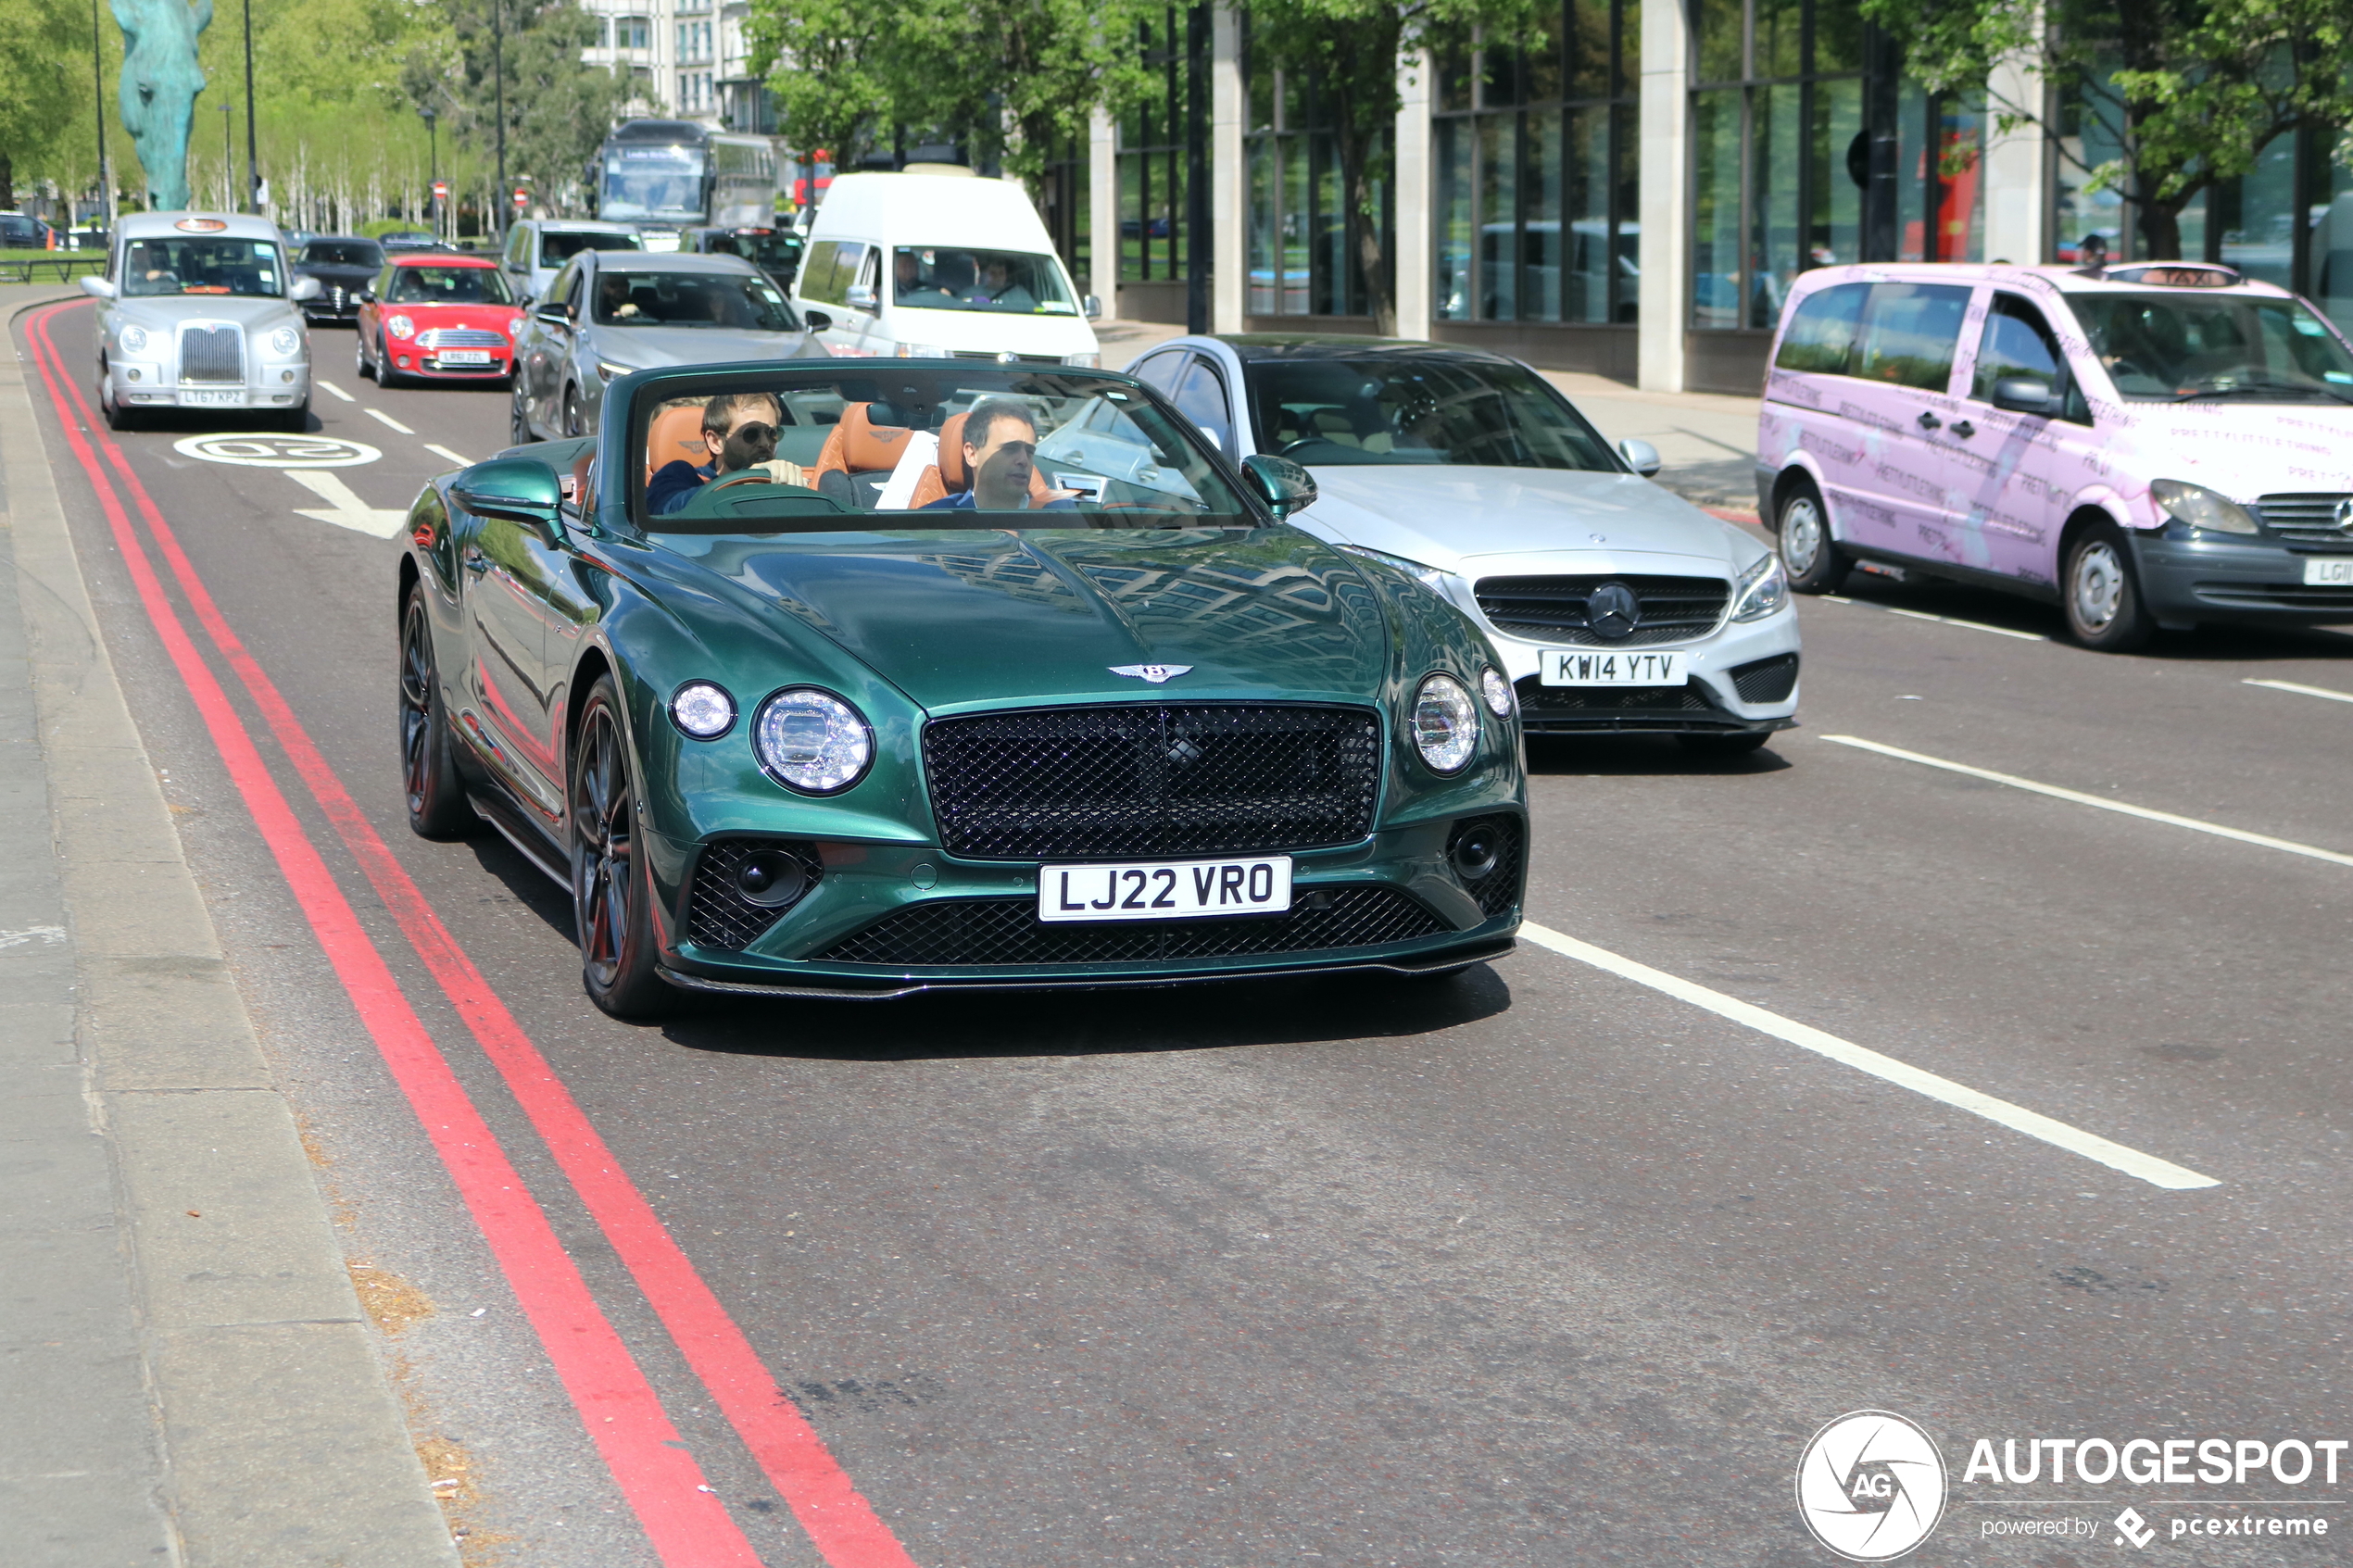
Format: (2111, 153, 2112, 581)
(1678, 732, 1773, 757)
(510, 377, 536, 445)
(98, 360, 136, 432)
(356, 335, 373, 381)
(561, 383, 585, 439)
(376, 336, 404, 388)
(2062, 521, 2155, 652)
(1775, 479, 1849, 594)
(571, 675, 672, 1020)
(280, 401, 309, 433)
(397, 583, 474, 840)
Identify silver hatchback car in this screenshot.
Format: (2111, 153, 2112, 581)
(81, 211, 319, 432)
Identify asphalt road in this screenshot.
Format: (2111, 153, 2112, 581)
(20, 299, 2353, 1566)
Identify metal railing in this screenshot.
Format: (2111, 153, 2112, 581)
(0, 256, 106, 286)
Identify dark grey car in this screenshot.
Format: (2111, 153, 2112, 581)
(291, 235, 384, 326)
(508, 249, 819, 444)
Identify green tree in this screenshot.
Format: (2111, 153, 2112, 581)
(1862, 0, 2353, 259)
(741, 0, 893, 171)
(407, 0, 621, 208)
(0, 0, 91, 207)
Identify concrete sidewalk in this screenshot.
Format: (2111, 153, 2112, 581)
(0, 286, 457, 1567)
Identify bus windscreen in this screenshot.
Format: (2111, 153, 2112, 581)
(602, 146, 706, 222)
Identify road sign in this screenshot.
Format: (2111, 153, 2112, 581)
(432, 180, 448, 201)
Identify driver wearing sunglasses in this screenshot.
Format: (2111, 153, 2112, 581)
(648, 392, 810, 515)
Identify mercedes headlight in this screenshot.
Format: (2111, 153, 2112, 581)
(596, 359, 636, 383)
(753, 688, 872, 794)
(269, 325, 301, 356)
(118, 323, 147, 353)
(385, 314, 415, 339)
(1731, 552, 1789, 621)
(669, 681, 736, 739)
(1340, 545, 1453, 597)
(1479, 666, 1514, 717)
(2150, 478, 2258, 534)
(1411, 673, 1479, 774)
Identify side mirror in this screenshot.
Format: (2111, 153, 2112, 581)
(359, 288, 375, 304)
(1241, 453, 1317, 520)
(1992, 375, 2057, 415)
(80, 274, 118, 299)
(535, 302, 570, 325)
(1083, 294, 1102, 320)
(289, 276, 322, 302)
(844, 282, 875, 309)
(1617, 437, 1662, 477)
(802, 308, 833, 332)
(451, 458, 563, 540)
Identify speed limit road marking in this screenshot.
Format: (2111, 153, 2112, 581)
(172, 433, 382, 468)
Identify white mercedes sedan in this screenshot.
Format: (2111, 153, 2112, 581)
(1103, 336, 1799, 753)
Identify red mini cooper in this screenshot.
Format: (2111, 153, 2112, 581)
(356, 253, 523, 387)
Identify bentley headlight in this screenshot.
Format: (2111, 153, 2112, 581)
(669, 681, 736, 738)
(119, 323, 148, 353)
(2150, 478, 2258, 534)
(1731, 552, 1789, 621)
(1411, 673, 1479, 774)
(386, 314, 415, 339)
(1479, 666, 1514, 717)
(270, 325, 301, 356)
(1340, 544, 1453, 597)
(754, 687, 872, 794)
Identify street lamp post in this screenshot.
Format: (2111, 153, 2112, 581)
(492, 0, 508, 242)
(241, 0, 258, 210)
(220, 104, 233, 212)
(89, 0, 112, 231)
(421, 107, 439, 238)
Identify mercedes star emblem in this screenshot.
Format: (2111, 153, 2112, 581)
(1111, 664, 1192, 684)
(2334, 497, 2353, 531)
(1585, 582, 1642, 641)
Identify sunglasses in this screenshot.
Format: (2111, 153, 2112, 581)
(726, 420, 778, 444)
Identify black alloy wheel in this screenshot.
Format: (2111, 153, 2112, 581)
(561, 383, 585, 439)
(397, 584, 473, 838)
(571, 677, 671, 1018)
(356, 333, 373, 381)
(510, 376, 535, 445)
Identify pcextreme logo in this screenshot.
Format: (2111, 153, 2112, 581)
(1796, 1410, 1950, 1562)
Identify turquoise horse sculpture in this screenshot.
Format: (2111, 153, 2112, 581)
(115, 0, 211, 212)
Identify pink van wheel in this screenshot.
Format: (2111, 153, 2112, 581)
(1776, 480, 1849, 594)
(2063, 521, 2155, 652)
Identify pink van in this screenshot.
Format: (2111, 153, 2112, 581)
(1755, 261, 2353, 648)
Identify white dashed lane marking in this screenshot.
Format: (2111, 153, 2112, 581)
(1822, 734, 2353, 869)
(1881, 606, 2047, 641)
(364, 407, 417, 435)
(1518, 922, 2219, 1190)
(2245, 678, 2353, 705)
(315, 378, 356, 403)
(424, 444, 472, 467)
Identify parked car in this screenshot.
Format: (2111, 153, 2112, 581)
(788, 169, 1101, 365)
(290, 234, 385, 326)
(0, 212, 55, 250)
(679, 224, 803, 289)
(507, 250, 814, 442)
(1123, 336, 1800, 751)
(79, 211, 318, 431)
(355, 251, 523, 387)
(1759, 260, 2353, 648)
(396, 358, 1525, 1016)
(498, 218, 643, 305)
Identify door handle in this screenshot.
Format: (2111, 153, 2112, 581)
(1917, 411, 1943, 432)
(1950, 419, 1975, 438)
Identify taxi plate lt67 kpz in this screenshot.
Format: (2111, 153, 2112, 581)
(1039, 856, 1293, 922)
(1540, 648, 1687, 685)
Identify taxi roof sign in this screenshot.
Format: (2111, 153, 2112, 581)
(174, 217, 230, 232)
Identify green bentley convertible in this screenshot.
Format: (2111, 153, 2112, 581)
(396, 361, 1526, 1017)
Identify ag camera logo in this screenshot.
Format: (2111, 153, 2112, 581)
(1796, 1410, 1948, 1561)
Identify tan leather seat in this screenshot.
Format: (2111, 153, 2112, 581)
(644, 403, 708, 483)
(900, 409, 1056, 509)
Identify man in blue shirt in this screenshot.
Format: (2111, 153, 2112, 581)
(921, 399, 1077, 511)
(647, 392, 807, 514)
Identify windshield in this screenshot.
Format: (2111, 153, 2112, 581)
(600, 148, 707, 222)
(385, 265, 514, 305)
(627, 368, 1252, 533)
(301, 240, 382, 269)
(540, 230, 641, 267)
(706, 231, 800, 272)
(592, 269, 798, 330)
(120, 237, 286, 298)
(2071, 292, 2353, 402)
(1244, 357, 1620, 469)
(890, 247, 1077, 315)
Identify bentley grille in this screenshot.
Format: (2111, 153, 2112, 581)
(816, 886, 1445, 966)
(1476, 574, 1730, 646)
(922, 703, 1381, 860)
(179, 325, 244, 383)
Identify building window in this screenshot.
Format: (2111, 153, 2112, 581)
(612, 15, 648, 51)
(1116, 8, 1196, 287)
(1431, 0, 1637, 328)
(1243, 30, 1393, 319)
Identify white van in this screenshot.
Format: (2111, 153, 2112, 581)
(788, 170, 1102, 365)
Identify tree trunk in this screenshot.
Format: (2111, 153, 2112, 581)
(1318, 18, 1404, 335)
(2136, 198, 2184, 261)
(0, 154, 13, 214)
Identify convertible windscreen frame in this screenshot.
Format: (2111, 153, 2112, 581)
(613, 366, 1275, 536)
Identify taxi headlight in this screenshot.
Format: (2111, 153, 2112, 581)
(2150, 478, 2259, 534)
(753, 687, 873, 794)
(385, 314, 415, 339)
(119, 323, 148, 353)
(270, 325, 301, 356)
(1731, 552, 1789, 621)
(1411, 673, 1479, 774)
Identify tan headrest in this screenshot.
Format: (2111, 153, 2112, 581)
(645, 403, 708, 483)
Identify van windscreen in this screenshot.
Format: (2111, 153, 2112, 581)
(891, 248, 1077, 315)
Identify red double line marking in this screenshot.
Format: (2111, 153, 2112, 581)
(25, 304, 918, 1568)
